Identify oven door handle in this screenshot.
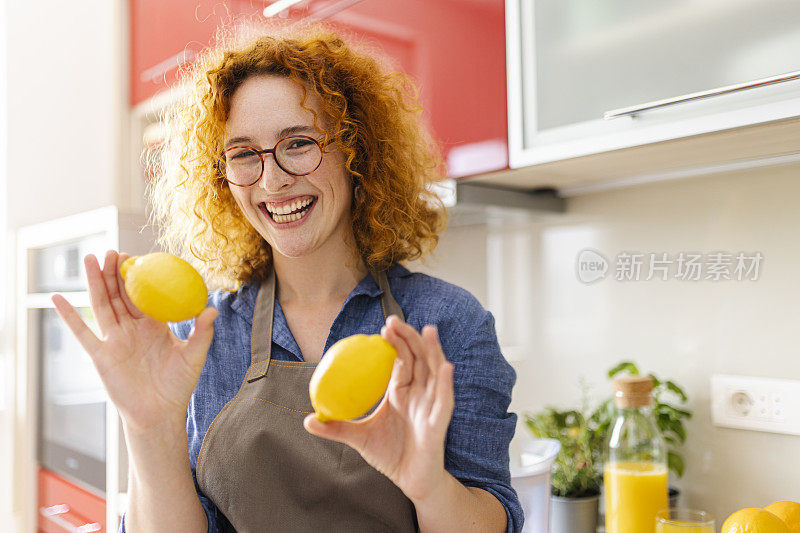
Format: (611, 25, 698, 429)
(40, 504, 102, 533)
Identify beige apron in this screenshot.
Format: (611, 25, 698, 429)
(196, 267, 418, 532)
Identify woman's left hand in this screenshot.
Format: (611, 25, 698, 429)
(303, 315, 455, 503)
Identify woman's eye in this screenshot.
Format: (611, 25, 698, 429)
(287, 139, 314, 150)
(230, 149, 258, 160)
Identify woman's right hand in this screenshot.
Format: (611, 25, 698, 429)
(51, 250, 218, 435)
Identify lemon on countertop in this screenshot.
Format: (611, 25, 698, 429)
(722, 508, 790, 533)
(309, 334, 397, 422)
(765, 502, 800, 533)
(120, 252, 208, 322)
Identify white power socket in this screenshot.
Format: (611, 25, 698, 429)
(711, 375, 800, 435)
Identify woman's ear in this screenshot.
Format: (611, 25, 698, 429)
(351, 176, 361, 198)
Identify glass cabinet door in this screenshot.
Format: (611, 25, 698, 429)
(532, 0, 800, 132)
(509, 0, 800, 168)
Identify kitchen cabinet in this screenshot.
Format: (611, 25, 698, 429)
(321, 0, 508, 178)
(130, 0, 268, 106)
(38, 468, 105, 533)
(491, 0, 800, 192)
(130, 0, 508, 180)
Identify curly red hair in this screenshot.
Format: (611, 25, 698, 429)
(147, 20, 448, 290)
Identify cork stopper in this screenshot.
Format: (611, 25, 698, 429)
(613, 376, 654, 409)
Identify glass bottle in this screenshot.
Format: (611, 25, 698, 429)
(604, 376, 668, 533)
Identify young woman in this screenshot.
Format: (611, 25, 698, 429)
(53, 23, 521, 533)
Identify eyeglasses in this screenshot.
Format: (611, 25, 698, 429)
(219, 135, 328, 187)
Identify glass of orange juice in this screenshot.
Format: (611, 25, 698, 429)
(655, 508, 715, 533)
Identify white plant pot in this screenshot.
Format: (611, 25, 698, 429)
(549, 494, 599, 533)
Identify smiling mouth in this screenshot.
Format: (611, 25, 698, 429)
(259, 197, 316, 223)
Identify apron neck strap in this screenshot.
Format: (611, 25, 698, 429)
(246, 267, 276, 381)
(368, 266, 404, 323)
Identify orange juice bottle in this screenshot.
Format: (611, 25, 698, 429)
(604, 376, 668, 533)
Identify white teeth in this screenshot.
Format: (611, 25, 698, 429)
(266, 197, 313, 215)
(269, 201, 313, 223)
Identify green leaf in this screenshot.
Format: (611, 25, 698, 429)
(647, 372, 662, 388)
(656, 411, 672, 431)
(667, 419, 687, 444)
(663, 434, 679, 446)
(608, 361, 639, 378)
(668, 450, 685, 478)
(656, 404, 690, 421)
(665, 381, 688, 403)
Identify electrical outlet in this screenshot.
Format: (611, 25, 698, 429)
(711, 375, 800, 435)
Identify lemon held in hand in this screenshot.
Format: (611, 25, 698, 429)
(309, 334, 397, 422)
(120, 252, 208, 322)
(722, 508, 789, 533)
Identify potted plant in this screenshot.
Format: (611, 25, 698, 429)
(589, 361, 692, 512)
(525, 402, 602, 533)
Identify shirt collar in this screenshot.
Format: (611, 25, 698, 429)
(231, 262, 411, 325)
(271, 298, 302, 358)
(230, 281, 258, 325)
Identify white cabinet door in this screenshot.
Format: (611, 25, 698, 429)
(508, 0, 800, 168)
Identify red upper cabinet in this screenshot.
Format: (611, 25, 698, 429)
(130, 0, 508, 177)
(324, 0, 508, 177)
(129, 0, 266, 106)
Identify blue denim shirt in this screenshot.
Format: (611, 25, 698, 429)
(120, 263, 521, 532)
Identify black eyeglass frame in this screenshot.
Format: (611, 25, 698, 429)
(218, 134, 332, 187)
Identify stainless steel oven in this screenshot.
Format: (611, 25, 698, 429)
(38, 305, 107, 494)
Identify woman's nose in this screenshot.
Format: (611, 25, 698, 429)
(256, 155, 296, 191)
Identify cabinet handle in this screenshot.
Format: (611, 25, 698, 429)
(40, 504, 102, 532)
(604, 69, 800, 119)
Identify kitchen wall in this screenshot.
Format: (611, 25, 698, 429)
(5, 0, 125, 230)
(411, 161, 800, 523)
(2, 1, 125, 527)
(0, 0, 10, 524)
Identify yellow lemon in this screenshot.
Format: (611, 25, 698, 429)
(120, 252, 207, 322)
(765, 502, 800, 533)
(309, 334, 397, 422)
(722, 508, 789, 533)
